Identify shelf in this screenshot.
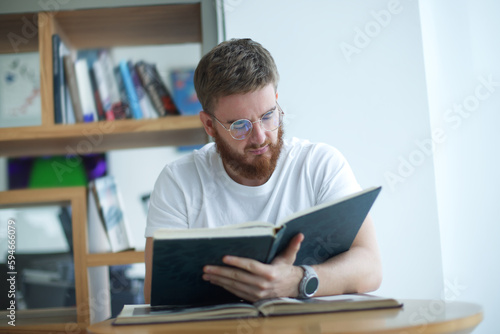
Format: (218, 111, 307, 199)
(0, 2, 208, 158)
(87, 250, 145, 267)
(0, 307, 77, 328)
(0, 115, 207, 157)
(54, 3, 202, 49)
(0, 1, 219, 329)
(0, 3, 202, 54)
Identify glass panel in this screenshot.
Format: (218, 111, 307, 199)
(0, 205, 77, 325)
(109, 264, 145, 318)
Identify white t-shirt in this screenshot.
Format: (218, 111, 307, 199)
(145, 137, 361, 237)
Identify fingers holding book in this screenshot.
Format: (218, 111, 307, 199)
(202, 233, 305, 302)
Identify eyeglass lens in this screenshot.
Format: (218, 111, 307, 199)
(230, 109, 282, 140)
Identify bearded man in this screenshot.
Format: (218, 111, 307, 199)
(143, 38, 382, 304)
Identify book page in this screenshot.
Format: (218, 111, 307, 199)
(114, 303, 259, 325)
(255, 294, 402, 317)
(154, 221, 275, 239)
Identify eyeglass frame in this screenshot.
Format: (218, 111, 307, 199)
(211, 102, 284, 140)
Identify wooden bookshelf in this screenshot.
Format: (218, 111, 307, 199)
(0, 115, 206, 157)
(0, 187, 89, 328)
(87, 250, 145, 267)
(0, 187, 147, 331)
(54, 4, 202, 49)
(0, 0, 219, 331)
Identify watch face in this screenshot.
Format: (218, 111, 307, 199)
(306, 277, 319, 295)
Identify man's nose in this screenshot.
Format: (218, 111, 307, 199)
(248, 120, 266, 144)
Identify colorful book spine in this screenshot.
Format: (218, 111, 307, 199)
(92, 175, 134, 253)
(52, 34, 65, 124)
(128, 61, 157, 119)
(135, 61, 165, 117)
(135, 61, 179, 116)
(99, 51, 126, 120)
(119, 60, 143, 119)
(63, 55, 84, 123)
(64, 85, 75, 124)
(150, 63, 179, 116)
(88, 67, 106, 121)
(74, 59, 98, 122)
(113, 66, 131, 119)
(171, 68, 202, 115)
(92, 57, 114, 120)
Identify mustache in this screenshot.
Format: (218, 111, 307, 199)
(246, 141, 272, 150)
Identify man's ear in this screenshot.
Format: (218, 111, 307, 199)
(199, 111, 216, 138)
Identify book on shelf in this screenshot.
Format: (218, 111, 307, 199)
(127, 60, 157, 119)
(135, 60, 179, 116)
(87, 186, 112, 254)
(64, 84, 76, 124)
(119, 60, 143, 119)
(76, 49, 107, 121)
(52, 34, 71, 124)
(171, 68, 202, 115)
(62, 48, 131, 123)
(87, 185, 113, 322)
(74, 58, 99, 122)
(113, 65, 132, 119)
(90, 51, 114, 121)
(151, 186, 382, 307)
(63, 55, 84, 123)
(55, 45, 188, 122)
(135, 61, 164, 117)
(114, 294, 402, 325)
(89, 175, 135, 253)
(88, 66, 107, 121)
(97, 50, 127, 120)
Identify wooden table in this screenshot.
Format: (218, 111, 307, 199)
(87, 299, 483, 334)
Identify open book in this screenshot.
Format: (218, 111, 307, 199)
(151, 186, 381, 307)
(114, 294, 402, 325)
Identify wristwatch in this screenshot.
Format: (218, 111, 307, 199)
(298, 265, 319, 299)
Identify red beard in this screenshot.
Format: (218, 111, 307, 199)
(214, 127, 284, 182)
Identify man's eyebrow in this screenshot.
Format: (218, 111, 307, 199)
(225, 105, 277, 124)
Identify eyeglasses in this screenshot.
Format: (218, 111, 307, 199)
(212, 103, 284, 140)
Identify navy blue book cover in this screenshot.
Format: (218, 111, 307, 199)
(151, 235, 274, 306)
(52, 34, 65, 124)
(151, 186, 381, 307)
(270, 186, 382, 265)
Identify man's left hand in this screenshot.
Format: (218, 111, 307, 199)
(202, 233, 305, 302)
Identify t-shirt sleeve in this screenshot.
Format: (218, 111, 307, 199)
(145, 165, 189, 237)
(311, 143, 362, 205)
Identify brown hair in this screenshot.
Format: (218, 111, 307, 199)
(194, 38, 279, 115)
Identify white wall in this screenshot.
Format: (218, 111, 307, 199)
(420, 1, 500, 333)
(107, 146, 191, 250)
(223, 0, 443, 299)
